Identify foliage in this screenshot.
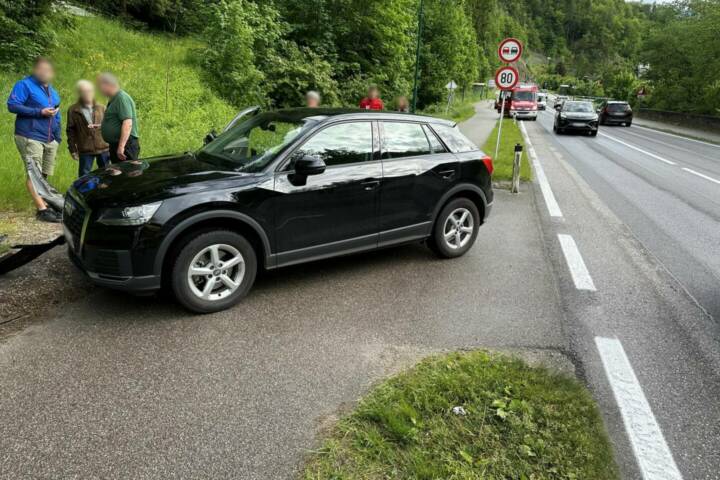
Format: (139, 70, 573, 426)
(303, 350, 618, 479)
(0, 0, 56, 69)
(483, 118, 532, 182)
(0, 15, 235, 211)
(641, 0, 720, 115)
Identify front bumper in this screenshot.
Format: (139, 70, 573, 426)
(68, 246, 161, 292)
(558, 118, 598, 131)
(511, 110, 538, 119)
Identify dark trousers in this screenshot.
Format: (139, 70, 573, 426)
(109, 136, 140, 163)
(78, 151, 110, 177)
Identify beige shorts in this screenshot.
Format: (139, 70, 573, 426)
(14, 135, 59, 177)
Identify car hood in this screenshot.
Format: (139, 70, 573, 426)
(561, 112, 597, 120)
(71, 153, 261, 208)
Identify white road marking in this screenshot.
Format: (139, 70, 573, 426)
(595, 337, 684, 480)
(682, 167, 720, 186)
(634, 124, 720, 149)
(518, 121, 563, 217)
(557, 234, 596, 291)
(599, 133, 677, 165)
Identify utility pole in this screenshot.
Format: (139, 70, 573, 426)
(411, 0, 425, 113)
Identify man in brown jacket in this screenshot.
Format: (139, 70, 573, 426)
(66, 79, 110, 177)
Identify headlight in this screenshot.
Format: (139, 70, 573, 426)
(98, 202, 162, 226)
(560, 113, 567, 119)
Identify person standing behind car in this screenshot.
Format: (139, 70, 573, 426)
(97, 73, 140, 162)
(6, 57, 62, 223)
(359, 85, 384, 110)
(67, 79, 110, 177)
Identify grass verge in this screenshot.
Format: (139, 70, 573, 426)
(483, 118, 532, 182)
(0, 15, 235, 212)
(423, 92, 487, 123)
(302, 350, 618, 480)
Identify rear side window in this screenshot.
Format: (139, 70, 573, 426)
(423, 125, 447, 154)
(295, 122, 373, 167)
(431, 124, 478, 153)
(381, 122, 432, 159)
(608, 103, 630, 112)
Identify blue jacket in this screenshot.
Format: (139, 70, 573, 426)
(7, 75, 62, 144)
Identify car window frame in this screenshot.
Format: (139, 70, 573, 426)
(276, 119, 380, 173)
(427, 123, 479, 154)
(378, 120, 437, 162)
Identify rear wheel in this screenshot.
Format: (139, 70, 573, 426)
(429, 198, 480, 259)
(171, 230, 257, 313)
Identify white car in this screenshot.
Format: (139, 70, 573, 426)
(537, 93, 548, 110)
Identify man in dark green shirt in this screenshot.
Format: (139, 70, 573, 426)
(97, 73, 140, 162)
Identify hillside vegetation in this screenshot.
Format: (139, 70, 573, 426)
(0, 14, 235, 211)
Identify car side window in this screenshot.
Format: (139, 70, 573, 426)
(422, 125, 447, 154)
(382, 122, 432, 160)
(293, 122, 373, 167)
(431, 124, 478, 153)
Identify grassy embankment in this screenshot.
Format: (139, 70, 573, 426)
(303, 350, 618, 479)
(0, 15, 235, 212)
(484, 118, 532, 182)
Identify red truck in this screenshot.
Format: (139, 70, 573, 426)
(495, 84, 538, 121)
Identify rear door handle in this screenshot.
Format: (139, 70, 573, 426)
(361, 180, 380, 191)
(439, 169, 456, 180)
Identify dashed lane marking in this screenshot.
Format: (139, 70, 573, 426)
(633, 124, 720, 149)
(595, 337, 684, 480)
(557, 234, 596, 291)
(598, 133, 677, 165)
(682, 167, 720, 186)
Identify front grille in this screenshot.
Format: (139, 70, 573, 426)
(63, 194, 87, 252)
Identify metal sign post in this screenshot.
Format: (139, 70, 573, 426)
(445, 80, 457, 114)
(493, 65, 519, 160)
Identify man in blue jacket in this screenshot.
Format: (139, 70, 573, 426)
(7, 57, 62, 222)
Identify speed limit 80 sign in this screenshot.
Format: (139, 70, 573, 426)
(495, 66, 519, 91)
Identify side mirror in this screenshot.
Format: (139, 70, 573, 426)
(294, 155, 326, 176)
(554, 104, 561, 111)
(204, 130, 217, 145)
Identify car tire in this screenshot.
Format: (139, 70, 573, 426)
(429, 198, 480, 259)
(590, 130, 598, 137)
(625, 122, 632, 127)
(171, 230, 257, 314)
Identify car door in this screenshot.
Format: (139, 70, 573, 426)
(378, 121, 458, 246)
(273, 120, 381, 266)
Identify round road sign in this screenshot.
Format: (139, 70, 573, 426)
(494, 66, 519, 91)
(498, 38, 523, 63)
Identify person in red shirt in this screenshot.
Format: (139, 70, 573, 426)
(359, 86, 384, 110)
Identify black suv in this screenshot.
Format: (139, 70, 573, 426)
(553, 101, 599, 136)
(64, 108, 493, 313)
(598, 100, 633, 126)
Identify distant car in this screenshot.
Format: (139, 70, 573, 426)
(553, 95, 569, 110)
(598, 101, 633, 126)
(537, 93, 548, 110)
(64, 108, 494, 313)
(553, 101, 599, 136)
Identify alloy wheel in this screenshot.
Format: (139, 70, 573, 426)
(187, 244, 245, 301)
(443, 208, 474, 250)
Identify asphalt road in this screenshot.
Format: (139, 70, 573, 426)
(525, 111, 720, 479)
(0, 186, 568, 479)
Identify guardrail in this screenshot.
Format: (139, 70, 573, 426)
(636, 108, 720, 134)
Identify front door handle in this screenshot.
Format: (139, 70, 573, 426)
(361, 180, 380, 191)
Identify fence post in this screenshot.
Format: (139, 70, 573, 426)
(511, 143, 523, 193)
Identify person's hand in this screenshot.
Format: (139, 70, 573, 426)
(71, 152, 79, 161)
(116, 146, 127, 161)
(41, 107, 58, 117)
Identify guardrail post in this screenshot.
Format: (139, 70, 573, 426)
(511, 143, 523, 193)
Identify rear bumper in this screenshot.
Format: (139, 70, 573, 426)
(68, 246, 161, 293)
(603, 116, 632, 124)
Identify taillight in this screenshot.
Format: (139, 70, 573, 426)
(482, 156, 494, 175)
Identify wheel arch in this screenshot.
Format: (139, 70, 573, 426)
(154, 210, 273, 279)
(431, 184, 488, 228)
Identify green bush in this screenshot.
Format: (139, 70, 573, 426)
(0, 0, 55, 69)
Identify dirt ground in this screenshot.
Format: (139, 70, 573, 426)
(0, 211, 91, 339)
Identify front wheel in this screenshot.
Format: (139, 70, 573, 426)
(171, 230, 257, 313)
(429, 198, 480, 259)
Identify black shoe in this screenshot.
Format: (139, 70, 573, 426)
(36, 209, 61, 223)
